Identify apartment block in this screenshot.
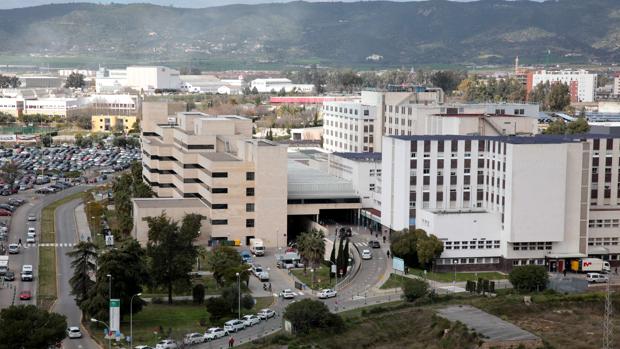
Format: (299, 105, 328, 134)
(91, 115, 137, 133)
(322, 101, 378, 152)
(381, 134, 620, 271)
(527, 69, 597, 103)
(134, 111, 287, 248)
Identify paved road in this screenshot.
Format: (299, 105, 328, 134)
(53, 198, 99, 349)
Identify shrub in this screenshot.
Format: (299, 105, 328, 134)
(402, 278, 429, 302)
(192, 284, 205, 304)
(241, 294, 255, 310)
(284, 299, 344, 334)
(151, 297, 163, 304)
(205, 297, 230, 322)
(509, 265, 548, 293)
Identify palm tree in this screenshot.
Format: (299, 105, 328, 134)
(297, 230, 326, 286)
(67, 241, 98, 307)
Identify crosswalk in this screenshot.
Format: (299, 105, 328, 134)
(23, 242, 76, 248)
(354, 242, 368, 247)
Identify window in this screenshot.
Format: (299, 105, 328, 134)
(211, 219, 228, 225)
(212, 172, 228, 178)
(246, 172, 255, 180)
(212, 204, 228, 209)
(212, 188, 228, 194)
(246, 188, 255, 196)
(369, 184, 376, 191)
(246, 219, 255, 228)
(246, 203, 255, 212)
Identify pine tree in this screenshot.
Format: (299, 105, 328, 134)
(342, 239, 350, 277)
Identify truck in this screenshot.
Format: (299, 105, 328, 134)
(250, 238, 265, 256)
(570, 258, 611, 273)
(0, 255, 8, 275)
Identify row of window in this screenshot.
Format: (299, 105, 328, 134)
(588, 219, 620, 228)
(588, 237, 619, 246)
(436, 257, 501, 265)
(512, 242, 553, 251)
(512, 259, 545, 266)
(444, 240, 500, 250)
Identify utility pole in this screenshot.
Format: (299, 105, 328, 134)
(603, 274, 613, 349)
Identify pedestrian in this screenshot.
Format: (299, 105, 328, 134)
(228, 336, 235, 348)
(387, 250, 390, 258)
(563, 269, 566, 277)
(18, 238, 22, 246)
(382, 236, 386, 243)
(615, 267, 618, 275)
(268, 282, 272, 292)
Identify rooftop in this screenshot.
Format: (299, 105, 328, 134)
(391, 133, 616, 144)
(332, 152, 382, 161)
(200, 152, 240, 162)
(287, 160, 358, 199)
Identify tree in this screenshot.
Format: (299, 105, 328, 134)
(416, 233, 444, 267)
(283, 299, 343, 335)
(192, 284, 205, 305)
(206, 245, 249, 287)
(543, 119, 567, 135)
(329, 239, 336, 278)
(509, 265, 548, 293)
(0, 305, 67, 349)
(402, 278, 429, 302)
(67, 241, 98, 307)
(566, 117, 590, 134)
(41, 134, 52, 147)
(65, 72, 86, 89)
(391, 229, 443, 268)
(0, 161, 19, 187)
(430, 70, 464, 94)
(0, 75, 20, 88)
(82, 240, 148, 320)
(146, 213, 203, 304)
(205, 297, 230, 322)
(547, 82, 571, 111)
(297, 230, 326, 283)
(0, 112, 16, 124)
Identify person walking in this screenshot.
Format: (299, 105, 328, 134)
(228, 336, 235, 348)
(18, 238, 22, 246)
(387, 250, 391, 258)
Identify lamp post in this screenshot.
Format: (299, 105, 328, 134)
(235, 272, 241, 319)
(453, 259, 457, 293)
(130, 292, 142, 349)
(91, 318, 111, 349)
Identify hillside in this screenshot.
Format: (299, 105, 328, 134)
(0, 0, 619, 67)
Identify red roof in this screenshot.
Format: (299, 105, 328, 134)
(269, 96, 355, 104)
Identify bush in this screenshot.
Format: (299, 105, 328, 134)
(241, 294, 254, 310)
(192, 284, 205, 305)
(509, 265, 548, 293)
(283, 299, 344, 334)
(151, 297, 163, 304)
(402, 278, 429, 302)
(205, 297, 230, 322)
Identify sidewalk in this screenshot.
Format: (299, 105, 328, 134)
(75, 203, 92, 242)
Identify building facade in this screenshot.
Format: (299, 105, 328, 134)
(91, 115, 137, 133)
(381, 134, 620, 271)
(250, 78, 313, 94)
(134, 111, 288, 248)
(527, 69, 597, 103)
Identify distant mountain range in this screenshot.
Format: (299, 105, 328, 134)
(0, 0, 618, 68)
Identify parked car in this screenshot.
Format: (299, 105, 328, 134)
(242, 314, 261, 327)
(19, 290, 32, 300)
(252, 265, 270, 281)
(66, 327, 82, 339)
(27, 214, 36, 221)
(223, 319, 246, 333)
(8, 243, 19, 254)
(155, 339, 178, 349)
(26, 234, 35, 244)
(0, 209, 12, 216)
(4, 271, 15, 281)
(183, 333, 204, 345)
(21, 265, 33, 281)
(361, 249, 372, 260)
(586, 272, 609, 283)
(257, 308, 276, 320)
(317, 288, 337, 299)
(279, 289, 296, 299)
(203, 327, 228, 341)
(134, 346, 154, 349)
(369, 240, 381, 249)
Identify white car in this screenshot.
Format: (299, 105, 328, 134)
(27, 214, 36, 221)
(242, 314, 261, 327)
(26, 234, 35, 244)
(183, 333, 204, 345)
(257, 308, 276, 320)
(204, 327, 228, 341)
(155, 339, 178, 349)
(586, 272, 609, 283)
(279, 289, 296, 299)
(28, 227, 36, 235)
(67, 326, 82, 339)
(8, 243, 19, 254)
(224, 319, 246, 333)
(134, 346, 154, 349)
(317, 288, 337, 299)
(361, 249, 372, 260)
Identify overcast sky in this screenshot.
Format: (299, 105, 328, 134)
(1, 0, 543, 10)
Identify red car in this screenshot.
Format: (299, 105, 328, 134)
(0, 209, 12, 216)
(19, 290, 31, 300)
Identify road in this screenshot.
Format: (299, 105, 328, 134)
(53, 198, 99, 349)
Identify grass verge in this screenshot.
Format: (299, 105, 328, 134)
(382, 268, 506, 285)
(91, 297, 274, 347)
(37, 191, 87, 310)
(291, 265, 334, 290)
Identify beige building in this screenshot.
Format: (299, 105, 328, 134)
(134, 110, 288, 248)
(91, 115, 137, 133)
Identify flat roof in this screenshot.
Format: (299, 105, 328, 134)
(200, 152, 240, 161)
(287, 160, 358, 199)
(132, 198, 206, 209)
(390, 133, 618, 144)
(332, 152, 382, 161)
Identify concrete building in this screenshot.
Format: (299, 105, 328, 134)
(290, 126, 323, 141)
(0, 97, 80, 117)
(78, 94, 139, 116)
(95, 68, 128, 93)
(127, 66, 181, 91)
(134, 111, 288, 248)
(323, 89, 538, 153)
(380, 134, 620, 271)
(18, 75, 63, 88)
(180, 75, 245, 95)
(527, 69, 597, 103)
(91, 115, 137, 133)
(250, 78, 313, 94)
(613, 76, 620, 97)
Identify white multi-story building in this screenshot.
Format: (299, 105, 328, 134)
(250, 78, 313, 94)
(95, 68, 128, 93)
(381, 134, 620, 272)
(95, 66, 181, 93)
(0, 97, 80, 117)
(613, 76, 620, 97)
(528, 69, 597, 103)
(322, 89, 539, 153)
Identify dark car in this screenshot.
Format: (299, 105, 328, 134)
(4, 271, 15, 281)
(369, 240, 381, 249)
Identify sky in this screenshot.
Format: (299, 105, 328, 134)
(0, 0, 525, 10)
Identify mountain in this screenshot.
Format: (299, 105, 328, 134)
(0, 0, 618, 68)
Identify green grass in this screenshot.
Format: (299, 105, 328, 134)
(291, 265, 335, 290)
(380, 270, 506, 289)
(37, 191, 87, 310)
(143, 275, 222, 298)
(91, 297, 274, 347)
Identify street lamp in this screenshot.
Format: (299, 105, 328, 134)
(453, 259, 457, 293)
(130, 292, 142, 349)
(235, 272, 241, 319)
(91, 318, 111, 349)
